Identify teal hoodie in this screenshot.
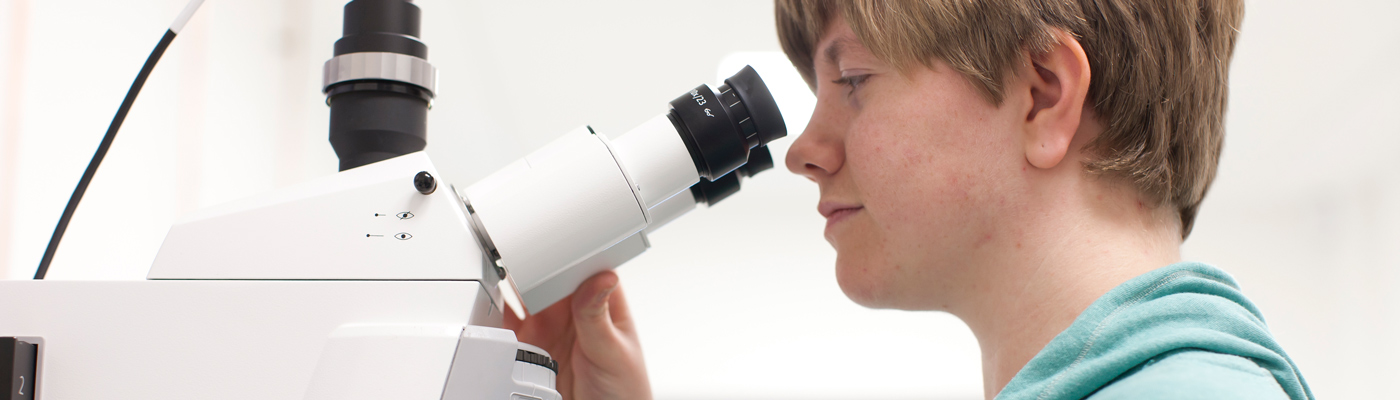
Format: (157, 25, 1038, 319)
(996, 262, 1314, 400)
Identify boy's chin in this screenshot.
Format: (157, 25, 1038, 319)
(835, 257, 956, 311)
(834, 258, 906, 310)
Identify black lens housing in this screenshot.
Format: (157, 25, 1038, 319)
(334, 0, 426, 58)
(690, 145, 775, 206)
(326, 0, 432, 171)
(668, 65, 787, 181)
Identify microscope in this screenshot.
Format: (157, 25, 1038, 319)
(0, 1, 786, 399)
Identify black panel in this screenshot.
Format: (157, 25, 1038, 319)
(0, 338, 37, 400)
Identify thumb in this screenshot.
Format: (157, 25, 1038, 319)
(571, 270, 621, 345)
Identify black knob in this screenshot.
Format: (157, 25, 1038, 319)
(414, 171, 436, 194)
(516, 349, 559, 374)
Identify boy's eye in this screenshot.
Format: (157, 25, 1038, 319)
(832, 74, 870, 96)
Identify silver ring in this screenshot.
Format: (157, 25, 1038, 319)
(458, 190, 507, 273)
(323, 52, 437, 95)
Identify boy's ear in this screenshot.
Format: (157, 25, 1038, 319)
(1022, 29, 1092, 170)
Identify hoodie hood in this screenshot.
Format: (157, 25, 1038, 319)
(995, 262, 1313, 400)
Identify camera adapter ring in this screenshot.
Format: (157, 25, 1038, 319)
(322, 51, 438, 96)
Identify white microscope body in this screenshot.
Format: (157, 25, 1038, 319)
(0, 1, 785, 398)
(0, 78, 780, 400)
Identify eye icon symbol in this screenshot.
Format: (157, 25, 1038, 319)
(396, 211, 414, 219)
(394, 232, 413, 240)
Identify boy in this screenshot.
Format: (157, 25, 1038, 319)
(508, 1, 1314, 399)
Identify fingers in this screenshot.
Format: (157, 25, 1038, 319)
(565, 271, 654, 400)
(573, 271, 639, 363)
(509, 291, 577, 347)
(502, 299, 525, 331)
(571, 270, 620, 334)
(606, 284, 636, 333)
(570, 270, 633, 327)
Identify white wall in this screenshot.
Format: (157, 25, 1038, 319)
(0, 0, 1394, 399)
(1182, 0, 1400, 396)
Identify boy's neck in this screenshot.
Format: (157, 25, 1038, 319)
(957, 172, 1183, 399)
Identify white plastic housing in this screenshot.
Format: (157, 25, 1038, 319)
(520, 233, 650, 313)
(517, 184, 700, 313)
(645, 188, 700, 233)
(148, 152, 490, 282)
(442, 326, 562, 400)
(305, 324, 467, 400)
(0, 280, 505, 399)
(609, 114, 701, 209)
(463, 126, 648, 306)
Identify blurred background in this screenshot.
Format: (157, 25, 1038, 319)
(0, 0, 1395, 398)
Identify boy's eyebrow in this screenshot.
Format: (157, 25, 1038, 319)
(822, 37, 859, 68)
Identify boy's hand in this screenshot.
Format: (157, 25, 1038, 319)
(504, 271, 653, 400)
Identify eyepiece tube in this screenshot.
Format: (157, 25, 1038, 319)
(513, 144, 781, 314)
(465, 66, 788, 315)
(611, 65, 787, 210)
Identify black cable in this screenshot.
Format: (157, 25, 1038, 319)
(34, 29, 178, 280)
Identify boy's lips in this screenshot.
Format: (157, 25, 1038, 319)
(819, 202, 864, 234)
(818, 202, 864, 219)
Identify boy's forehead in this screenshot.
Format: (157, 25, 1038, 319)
(814, 17, 867, 67)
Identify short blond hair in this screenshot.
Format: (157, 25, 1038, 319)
(776, 0, 1244, 237)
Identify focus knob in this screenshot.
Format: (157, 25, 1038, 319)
(515, 342, 557, 388)
(514, 343, 559, 399)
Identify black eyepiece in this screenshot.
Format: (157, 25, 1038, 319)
(668, 65, 787, 181)
(690, 145, 776, 206)
(738, 144, 775, 178)
(720, 66, 787, 148)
